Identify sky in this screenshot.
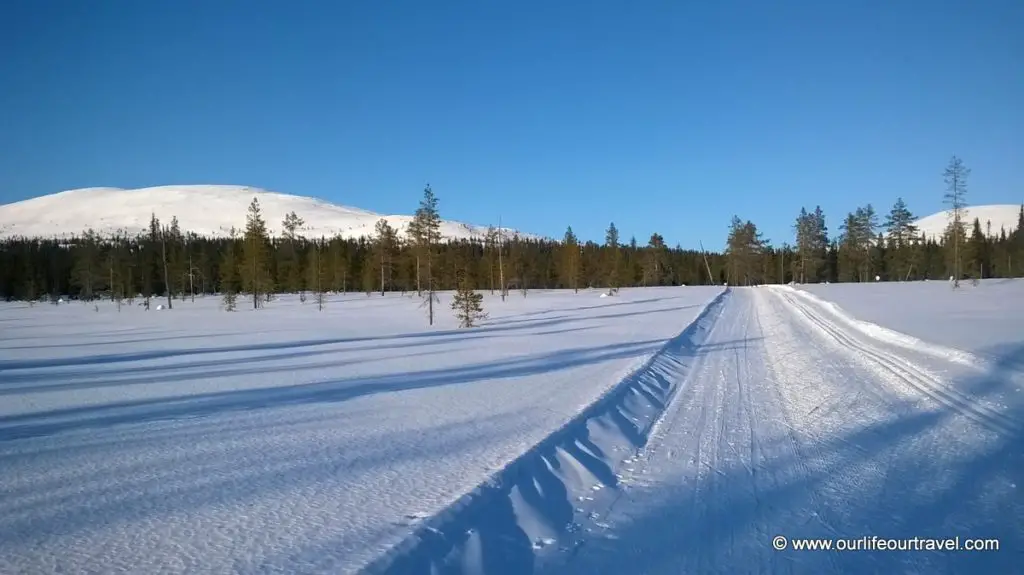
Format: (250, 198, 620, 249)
(1, 0, 1022, 250)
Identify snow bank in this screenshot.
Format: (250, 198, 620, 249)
(362, 289, 731, 573)
(775, 285, 981, 366)
(789, 279, 1024, 362)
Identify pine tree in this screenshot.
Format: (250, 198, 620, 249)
(726, 216, 765, 285)
(307, 236, 328, 311)
(281, 211, 305, 294)
(373, 218, 396, 295)
(943, 155, 970, 287)
(241, 197, 272, 308)
(484, 225, 499, 294)
(412, 185, 442, 324)
(965, 217, 990, 280)
(605, 222, 620, 293)
(793, 206, 828, 283)
(451, 268, 487, 328)
(72, 229, 102, 300)
(221, 227, 240, 311)
(561, 226, 580, 292)
(644, 232, 667, 286)
(884, 197, 918, 280)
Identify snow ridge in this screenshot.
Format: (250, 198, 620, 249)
(360, 288, 731, 574)
(776, 285, 981, 367)
(0, 185, 537, 241)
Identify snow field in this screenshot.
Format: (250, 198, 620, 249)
(545, 286, 1022, 574)
(0, 286, 723, 574)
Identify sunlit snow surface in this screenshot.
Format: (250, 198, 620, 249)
(0, 287, 722, 574)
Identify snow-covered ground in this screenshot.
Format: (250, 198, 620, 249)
(794, 279, 1024, 360)
(3, 280, 1021, 574)
(0, 286, 722, 574)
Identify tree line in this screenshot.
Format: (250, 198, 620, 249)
(0, 186, 729, 311)
(724, 156, 1024, 287)
(1, 157, 1022, 311)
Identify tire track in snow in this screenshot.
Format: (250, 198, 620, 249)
(774, 288, 1020, 438)
(359, 289, 731, 575)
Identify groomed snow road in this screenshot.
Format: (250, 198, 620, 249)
(523, 287, 1021, 574)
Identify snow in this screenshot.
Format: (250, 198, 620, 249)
(3, 280, 1021, 574)
(792, 279, 1024, 361)
(0, 185, 538, 241)
(0, 286, 722, 574)
(911, 203, 1021, 241)
(365, 283, 1022, 574)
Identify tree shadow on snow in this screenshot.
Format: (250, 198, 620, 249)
(0, 337, 669, 441)
(0, 303, 700, 372)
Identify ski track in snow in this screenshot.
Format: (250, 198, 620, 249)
(541, 287, 1022, 575)
(2, 283, 1022, 574)
(0, 287, 724, 575)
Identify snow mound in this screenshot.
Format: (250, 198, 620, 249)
(0, 185, 538, 241)
(912, 204, 1021, 241)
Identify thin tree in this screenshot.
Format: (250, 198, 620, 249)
(605, 222, 620, 293)
(281, 210, 305, 295)
(943, 155, 970, 287)
(221, 227, 240, 311)
(374, 218, 396, 295)
(497, 216, 507, 300)
(160, 223, 172, 309)
(307, 236, 328, 311)
(562, 226, 580, 292)
(412, 185, 442, 324)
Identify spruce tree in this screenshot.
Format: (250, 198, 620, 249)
(884, 197, 918, 280)
(605, 222, 620, 293)
(241, 197, 272, 308)
(221, 227, 240, 311)
(451, 268, 486, 328)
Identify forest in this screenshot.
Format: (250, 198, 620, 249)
(1, 157, 1022, 308)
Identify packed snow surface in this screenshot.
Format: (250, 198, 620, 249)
(911, 203, 1021, 241)
(3, 280, 1021, 574)
(0, 185, 537, 241)
(0, 286, 722, 574)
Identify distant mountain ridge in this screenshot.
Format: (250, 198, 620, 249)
(911, 204, 1022, 240)
(0, 185, 538, 241)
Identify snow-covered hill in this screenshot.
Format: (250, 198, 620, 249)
(0, 185, 537, 241)
(913, 203, 1021, 240)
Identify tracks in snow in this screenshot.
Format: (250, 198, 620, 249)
(774, 287, 1021, 438)
(547, 287, 1022, 575)
(360, 289, 731, 575)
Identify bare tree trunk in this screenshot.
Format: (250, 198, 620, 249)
(161, 231, 172, 309)
(498, 218, 506, 301)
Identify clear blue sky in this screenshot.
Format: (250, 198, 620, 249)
(1, 0, 1021, 250)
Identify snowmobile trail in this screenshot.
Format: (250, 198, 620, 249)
(544, 287, 1021, 575)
